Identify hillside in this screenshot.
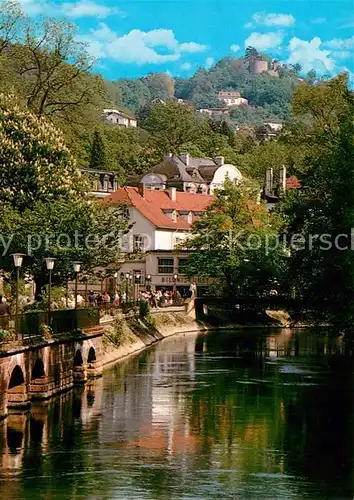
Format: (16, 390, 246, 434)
(109, 53, 302, 123)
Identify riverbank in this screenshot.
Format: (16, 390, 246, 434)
(100, 309, 290, 369)
(101, 311, 206, 369)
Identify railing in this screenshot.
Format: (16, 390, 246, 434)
(0, 308, 100, 341)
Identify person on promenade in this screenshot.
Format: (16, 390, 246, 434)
(88, 291, 96, 306)
(189, 281, 197, 298)
(0, 295, 10, 315)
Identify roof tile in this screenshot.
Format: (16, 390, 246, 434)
(103, 187, 214, 229)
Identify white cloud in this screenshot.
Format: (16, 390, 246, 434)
(78, 24, 207, 65)
(17, 0, 45, 15)
(180, 62, 192, 71)
(62, 1, 126, 18)
(205, 57, 214, 69)
(179, 42, 208, 53)
(324, 36, 354, 49)
(246, 12, 295, 28)
(331, 50, 352, 60)
(287, 37, 335, 73)
(244, 31, 284, 51)
(230, 44, 240, 53)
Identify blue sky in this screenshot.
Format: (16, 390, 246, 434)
(19, 0, 354, 80)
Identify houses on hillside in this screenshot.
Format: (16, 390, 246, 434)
(103, 109, 137, 128)
(217, 90, 248, 107)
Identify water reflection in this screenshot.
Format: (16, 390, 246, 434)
(0, 329, 352, 500)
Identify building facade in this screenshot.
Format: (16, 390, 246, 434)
(103, 186, 215, 294)
(81, 168, 119, 198)
(127, 153, 243, 195)
(103, 109, 137, 128)
(217, 91, 248, 107)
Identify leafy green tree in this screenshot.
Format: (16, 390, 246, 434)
(142, 100, 199, 154)
(280, 77, 354, 332)
(89, 129, 107, 170)
(0, 198, 130, 296)
(185, 180, 286, 297)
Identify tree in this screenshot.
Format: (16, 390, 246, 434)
(280, 82, 354, 332)
(89, 129, 107, 170)
(245, 46, 258, 63)
(142, 100, 199, 154)
(184, 180, 286, 297)
(0, 197, 130, 296)
(0, 0, 22, 53)
(0, 93, 85, 212)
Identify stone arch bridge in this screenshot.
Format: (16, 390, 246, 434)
(0, 331, 104, 419)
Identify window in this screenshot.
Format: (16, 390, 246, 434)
(158, 258, 174, 274)
(178, 258, 188, 274)
(133, 235, 146, 252)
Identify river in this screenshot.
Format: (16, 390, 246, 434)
(0, 328, 352, 499)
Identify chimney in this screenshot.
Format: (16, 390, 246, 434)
(180, 152, 189, 166)
(168, 186, 177, 201)
(265, 168, 273, 195)
(279, 166, 286, 193)
(214, 156, 224, 166)
(138, 182, 146, 199)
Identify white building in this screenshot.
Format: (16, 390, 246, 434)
(127, 153, 243, 195)
(103, 186, 215, 293)
(264, 119, 283, 132)
(103, 109, 137, 128)
(218, 91, 248, 107)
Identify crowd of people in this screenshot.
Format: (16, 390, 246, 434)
(86, 288, 185, 311)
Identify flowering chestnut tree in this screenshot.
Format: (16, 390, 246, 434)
(0, 93, 86, 212)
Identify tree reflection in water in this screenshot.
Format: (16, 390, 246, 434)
(0, 329, 351, 500)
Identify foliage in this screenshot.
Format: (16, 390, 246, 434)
(279, 77, 354, 332)
(0, 93, 86, 212)
(184, 180, 286, 297)
(139, 299, 150, 318)
(38, 323, 53, 339)
(141, 100, 199, 154)
(89, 129, 107, 170)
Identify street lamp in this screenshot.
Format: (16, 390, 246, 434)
(125, 273, 130, 301)
(72, 262, 82, 308)
(146, 274, 151, 292)
(11, 253, 25, 335)
(45, 257, 56, 317)
(135, 273, 141, 301)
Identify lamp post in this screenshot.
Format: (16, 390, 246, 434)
(11, 253, 25, 336)
(125, 272, 130, 301)
(146, 274, 151, 292)
(129, 273, 133, 301)
(135, 273, 141, 301)
(45, 257, 56, 319)
(82, 273, 89, 306)
(73, 262, 82, 309)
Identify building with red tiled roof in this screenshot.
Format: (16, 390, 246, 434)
(105, 186, 213, 231)
(104, 186, 215, 294)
